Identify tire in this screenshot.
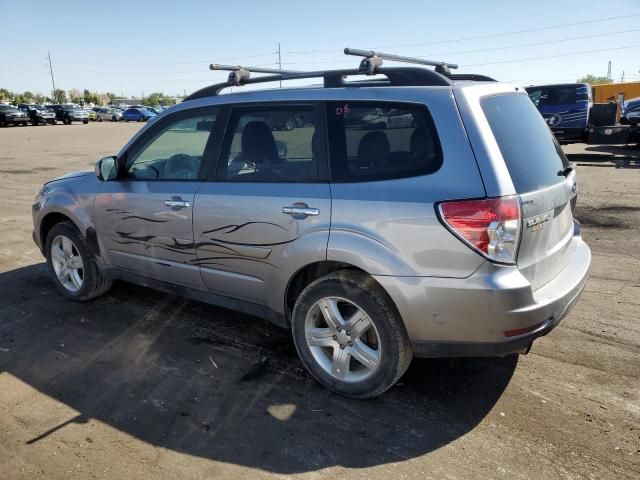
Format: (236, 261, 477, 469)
(63, 117, 70, 125)
(0, 117, 6, 128)
(111, 116, 117, 122)
(291, 269, 412, 398)
(137, 116, 143, 122)
(125, 117, 129, 122)
(83, 120, 88, 124)
(45, 222, 112, 302)
(284, 118, 296, 131)
(98, 116, 102, 122)
(32, 118, 39, 126)
(21, 121, 28, 126)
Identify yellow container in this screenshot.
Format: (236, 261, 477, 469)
(592, 82, 640, 103)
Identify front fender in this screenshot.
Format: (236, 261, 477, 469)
(33, 174, 99, 249)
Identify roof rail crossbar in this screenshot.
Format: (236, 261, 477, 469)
(209, 64, 304, 86)
(184, 66, 453, 101)
(344, 47, 459, 75)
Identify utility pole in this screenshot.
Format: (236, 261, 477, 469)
(621, 70, 625, 82)
(607, 60, 612, 81)
(47, 52, 56, 99)
(277, 43, 282, 87)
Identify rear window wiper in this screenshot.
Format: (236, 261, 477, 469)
(557, 165, 574, 177)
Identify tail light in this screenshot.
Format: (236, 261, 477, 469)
(438, 196, 521, 264)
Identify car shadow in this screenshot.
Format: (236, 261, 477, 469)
(567, 144, 640, 169)
(0, 263, 517, 474)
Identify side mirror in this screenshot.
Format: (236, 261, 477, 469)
(276, 140, 288, 159)
(95, 156, 118, 181)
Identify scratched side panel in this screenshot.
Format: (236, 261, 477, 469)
(193, 182, 331, 312)
(94, 180, 205, 289)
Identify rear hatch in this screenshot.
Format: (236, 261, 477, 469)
(479, 92, 577, 290)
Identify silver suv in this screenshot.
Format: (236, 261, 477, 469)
(32, 52, 590, 398)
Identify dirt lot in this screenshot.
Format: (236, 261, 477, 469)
(0, 122, 638, 479)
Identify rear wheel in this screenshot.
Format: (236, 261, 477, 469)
(291, 270, 412, 398)
(83, 120, 88, 124)
(97, 116, 102, 122)
(137, 116, 143, 122)
(32, 118, 39, 126)
(45, 222, 112, 301)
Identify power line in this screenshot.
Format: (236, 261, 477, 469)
(420, 28, 640, 57)
(461, 45, 640, 67)
(284, 12, 640, 54)
(53, 51, 277, 67)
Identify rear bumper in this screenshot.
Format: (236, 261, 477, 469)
(374, 220, 591, 357)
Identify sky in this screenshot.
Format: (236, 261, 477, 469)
(1, 0, 639, 99)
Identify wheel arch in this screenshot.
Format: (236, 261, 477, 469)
(38, 207, 98, 257)
(284, 260, 402, 327)
(39, 211, 78, 248)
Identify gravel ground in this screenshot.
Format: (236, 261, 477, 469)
(0, 122, 638, 479)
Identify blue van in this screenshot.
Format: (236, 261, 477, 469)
(524, 83, 591, 143)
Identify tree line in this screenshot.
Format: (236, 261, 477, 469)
(0, 88, 177, 106)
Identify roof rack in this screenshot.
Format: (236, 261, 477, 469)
(343, 47, 458, 75)
(184, 47, 495, 101)
(209, 64, 304, 86)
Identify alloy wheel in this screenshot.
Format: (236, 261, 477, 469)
(50, 235, 84, 292)
(304, 296, 381, 382)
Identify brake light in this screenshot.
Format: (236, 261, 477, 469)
(438, 197, 521, 264)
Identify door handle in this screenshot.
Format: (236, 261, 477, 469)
(282, 206, 319, 217)
(164, 198, 191, 208)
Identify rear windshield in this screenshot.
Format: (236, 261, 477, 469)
(481, 93, 569, 193)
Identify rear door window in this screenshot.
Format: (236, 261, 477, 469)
(326, 102, 442, 182)
(216, 104, 324, 183)
(481, 93, 569, 193)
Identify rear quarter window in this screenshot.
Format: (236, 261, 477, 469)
(327, 101, 442, 182)
(481, 93, 569, 193)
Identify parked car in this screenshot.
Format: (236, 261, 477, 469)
(95, 108, 122, 122)
(87, 110, 97, 121)
(32, 61, 591, 398)
(122, 107, 156, 122)
(0, 104, 29, 127)
(46, 104, 89, 125)
(18, 104, 57, 125)
(621, 97, 640, 125)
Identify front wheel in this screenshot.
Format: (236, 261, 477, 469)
(45, 222, 112, 301)
(97, 116, 102, 122)
(291, 270, 412, 398)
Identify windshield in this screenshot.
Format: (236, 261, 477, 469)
(481, 93, 569, 193)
